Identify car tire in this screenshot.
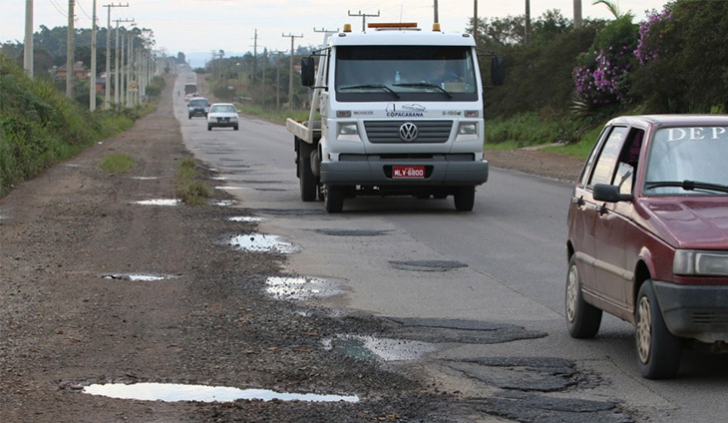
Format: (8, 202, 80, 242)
(565, 256, 602, 338)
(636, 280, 682, 379)
(207, 125, 212, 131)
(324, 185, 344, 213)
(454, 186, 475, 211)
(298, 143, 317, 202)
(234, 125, 239, 131)
(188, 115, 192, 120)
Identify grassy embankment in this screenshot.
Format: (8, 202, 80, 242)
(0, 54, 163, 197)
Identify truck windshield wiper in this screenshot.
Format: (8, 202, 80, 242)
(338, 84, 400, 99)
(645, 180, 728, 194)
(393, 83, 453, 98)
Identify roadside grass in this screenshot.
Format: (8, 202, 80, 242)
(176, 158, 212, 206)
(99, 154, 135, 173)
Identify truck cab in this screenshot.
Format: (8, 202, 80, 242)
(288, 23, 501, 213)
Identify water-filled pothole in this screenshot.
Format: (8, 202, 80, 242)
(215, 186, 249, 191)
(83, 383, 358, 403)
(265, 276, 343, 301)
(228, 233, 300, 254)
(323, 335, 437, 362)
(130, 176, 159, 180)
(228, 216, 265, 223)
(211, 199, 236, 207)
(101, 273, 177, 281)
(131, 199, 181, 206)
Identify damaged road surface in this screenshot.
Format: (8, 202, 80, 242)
(2, 74, 726, 423)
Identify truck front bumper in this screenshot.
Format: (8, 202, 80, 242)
(653, 281, 728, 343)
(320, 155, 488, 186)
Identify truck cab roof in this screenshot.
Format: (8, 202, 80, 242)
(330, 30, 476, 47)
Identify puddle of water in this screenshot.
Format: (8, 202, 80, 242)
(101, 273, 176, 281)
(265, 276, 342, 301)
(132, 199, 181, 206)
(83, 383, 359, 403)
(212, 176, 228, 181)
(229, 234, 300, 254)
(130, 176, 159, 180)
(323, 335, 437, 362)
(228, 216, 265, 223)
(215, 186, 249, 191)
(63, 164, 85, 168)
(211, 199, 236, 207)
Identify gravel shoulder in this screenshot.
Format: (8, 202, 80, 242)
(1, 75, 585, 422)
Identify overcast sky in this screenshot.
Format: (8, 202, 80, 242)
(1, 0, 671, 58)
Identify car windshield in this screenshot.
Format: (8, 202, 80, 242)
(189, 99, 207, 107)
(211, 105, 235, 113)
(644, 126, 728, 195)
(335, 46, 477, 102)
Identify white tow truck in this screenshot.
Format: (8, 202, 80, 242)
(286, 22, 503, 213)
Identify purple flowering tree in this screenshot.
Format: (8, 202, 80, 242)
(634, 7, 674, 66)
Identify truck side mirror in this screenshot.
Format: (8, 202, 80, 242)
(491, 56, 505, 86)
(301, 56, 315, 87)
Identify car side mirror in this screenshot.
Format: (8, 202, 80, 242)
(593, 183, 634, 203)
(301, 56, 315, 87)
(491, 56, 505, 86)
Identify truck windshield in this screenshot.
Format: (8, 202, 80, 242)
(335, 46, 478, 102)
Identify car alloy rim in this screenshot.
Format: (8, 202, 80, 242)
(637, 296, 652, 364)
(566, 265, 578, 323)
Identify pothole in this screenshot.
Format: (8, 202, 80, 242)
(130, 176, 159, 180)
(228, 233, 300, 254)
(389, 260, 468, 272)
(228, 216, 265, 223)
(82, 383, 359, 403)
(250, 208, 327, 217)
(100, 273, 177, 281)
(265, 276, 343, 301)
(255, 188, 287, 192)
(315, 229, 390, 237)
(323, 335, 437, 362)
(131, 199, 181, 206)
(211, 199, 236, 207)
(215, 186, 249, 191)
(385, 318, 548, 344)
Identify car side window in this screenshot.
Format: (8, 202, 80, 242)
(588, 126, 629, 188)
(578, 126, 609, 187)
(613, 129, 645, 195)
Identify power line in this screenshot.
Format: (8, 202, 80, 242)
(76, 0, 93, 21)
(48, 0, 67, 17)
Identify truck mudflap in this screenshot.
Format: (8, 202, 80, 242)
(320, 156, 488, 186)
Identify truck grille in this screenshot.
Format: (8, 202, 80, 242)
(364, 120, 453, 144)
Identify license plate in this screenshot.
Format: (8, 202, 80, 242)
(392, 165, 425, 179)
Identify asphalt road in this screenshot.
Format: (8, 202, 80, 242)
(176, 78, 728, 423)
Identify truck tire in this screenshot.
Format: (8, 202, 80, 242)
(298, 143, 317, 202)
(325, 185, 344, 213)
(454, 186, 475, 211)
(636, 280, 682, 379)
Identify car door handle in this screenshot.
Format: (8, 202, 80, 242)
(596, 203, 608, 215)
(572, 196, 585, 207)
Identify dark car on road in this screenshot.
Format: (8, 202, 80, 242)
(188, 97, 209, 119)
(565, 115, 728, 379)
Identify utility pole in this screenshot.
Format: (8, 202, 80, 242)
(473, 0, 478, 41)
(66, 0, 75, 99)
(24, 0, 33, 77)
(261, 49, 267, 109)
(104, 2, 129, 109)
(525, 0, 532, 45)
(271, 50, 283, 113)
(348, 10, 379, 31)
(251, 29, 257, 84)
(114, 18, 133, 107)
(574, 0, 583, 28)
(89, 0, 97, 110)
(282, 33, 303, 111)
(434, 0, 439, 23)
(119, 32, 125, 106)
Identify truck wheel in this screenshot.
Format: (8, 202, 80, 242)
(565, 256, 602, 338)
(325, 185, 344, 213)
(636, 280, 682, 379)
(298, 143, 317, 202)
(454, 186, 475, 211)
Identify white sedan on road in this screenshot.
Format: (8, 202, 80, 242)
(207, 103, 239, 131)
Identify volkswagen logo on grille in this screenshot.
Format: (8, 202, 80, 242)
(399, 122, 419, 142)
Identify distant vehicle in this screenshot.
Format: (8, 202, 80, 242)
(188, 97, 209, 119)
(207, 103, 239, 131)
(565, 114, 728, 379)
(184, 83, 197, 95)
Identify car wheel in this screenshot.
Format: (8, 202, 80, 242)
(298, 143, 317, 202)
(565, 256, 602, 338)
(234, 125, 239, 131)
(188, 115, 192, 120)
(636, 280, 682, 379)
(454, 186, 475, 211)
(207, 125, 212, 131)
(324, 185, 344, 213)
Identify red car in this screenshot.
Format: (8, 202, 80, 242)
(566, 115, 728, 379)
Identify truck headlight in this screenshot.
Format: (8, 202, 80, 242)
(337, 123, 359, 136)
(457, 122, 478, 135)
(673, 249, 728, 276)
